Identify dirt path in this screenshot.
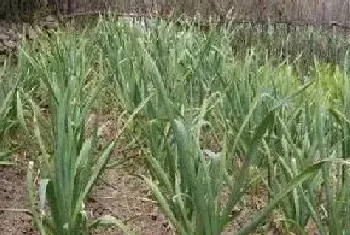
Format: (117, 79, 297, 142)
(90, 167, 171, 235)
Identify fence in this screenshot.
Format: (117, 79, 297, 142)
(54, 0, 350, 27)
(1, 1, 350, 28)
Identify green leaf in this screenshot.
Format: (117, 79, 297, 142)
(27, 161, 47, 235)
(236, 160, 324, 235)
(16, 90, 28, 132)
(143, 176, 189, 235)
(72, 141, 116, 226)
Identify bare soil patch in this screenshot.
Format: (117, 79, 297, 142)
(0, 155, 35, 235)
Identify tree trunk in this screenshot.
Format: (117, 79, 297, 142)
(68, 0, 76, 14)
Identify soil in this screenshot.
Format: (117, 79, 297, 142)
(89, 167, 171, 235)
(0, 156, 36, 235)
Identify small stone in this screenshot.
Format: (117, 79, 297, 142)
(45, 15, 55, 22)
(0, 44, 7, 55)
(0, 25, 6, 34)
(10, 23, 17, 31)
(8, 29, 18, 40)
(0, 33, 9, 41)
(43, 15, 59, 29)
(27, 27, 37, 40)
(4, 40, 16, 49)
